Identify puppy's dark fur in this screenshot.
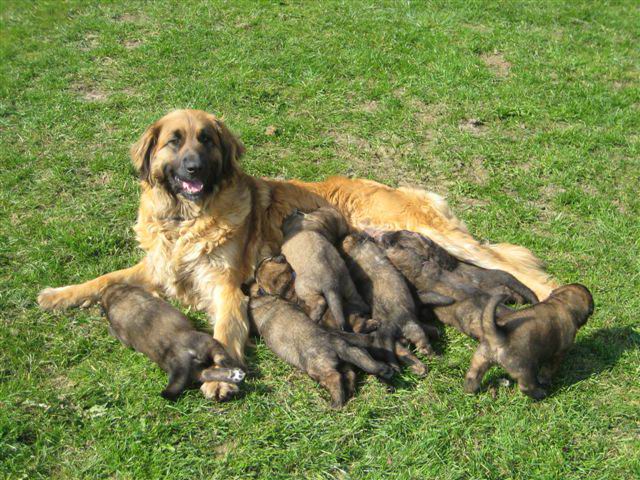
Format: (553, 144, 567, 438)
(376, 230, 538, 339)
(254, 255, 377, 333)
(249, 266, 393, 407)
(282, 208, 370, 330)
(377, 230, 538, 305)
(339, 233, 437, 375)
(465, 284, 593, 399)
(101, 284, 245, 401)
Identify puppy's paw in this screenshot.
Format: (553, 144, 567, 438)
(38, 286, 92, 311)
(525, 387, 548, 401)
(409, 362, 428, 377)
(200, 381, 239, 402)
(378, 364, 395, 380)
(463, 377, 481, 394)
(161, 389, 180, 402)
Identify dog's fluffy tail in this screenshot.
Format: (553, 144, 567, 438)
(393, 187, 557, 300)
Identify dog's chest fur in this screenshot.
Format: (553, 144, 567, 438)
(134, 185, 253, 310)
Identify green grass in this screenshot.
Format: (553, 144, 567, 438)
(1, 0, 639, 478)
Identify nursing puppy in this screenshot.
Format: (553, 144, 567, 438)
(254, 255, 376, 333)
(377, 230, 538, 306)
(281, 208, 370, 331)
(249, 274, 393, 408)
(339, 233, 437, 374)
(101, 284, 245, 401)
(464, 284, 594, 399)
(255, 256, 410, 372)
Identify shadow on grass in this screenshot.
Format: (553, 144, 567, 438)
(555, 325, 640, 389)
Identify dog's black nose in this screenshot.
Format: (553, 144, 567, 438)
(182, 155, 203, 175)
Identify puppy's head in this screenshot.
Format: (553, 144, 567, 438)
(550, 283, 594, 327)
(130, 109, 244, 202)
(255, 255, 297, 301)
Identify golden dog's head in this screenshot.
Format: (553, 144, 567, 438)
(131, 109, 244, 202)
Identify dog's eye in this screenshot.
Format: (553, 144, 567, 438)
(167, 136, 181, 147)
(198, 133, 211, 145)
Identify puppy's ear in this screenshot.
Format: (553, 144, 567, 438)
(130, 122, 160, 182)
(210, 115, 244, 178)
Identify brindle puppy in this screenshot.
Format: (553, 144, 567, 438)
(101, 284, 245, 401)
(281, 208, 370, 331)
(247, 285, 393, 408)
(339, 233, 437, 375)
(376, 230, 538, 306)
(254, 255, 377, 333)
(464, 284, 593, 399)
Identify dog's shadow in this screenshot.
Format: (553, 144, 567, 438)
(553, 326, 640, 390)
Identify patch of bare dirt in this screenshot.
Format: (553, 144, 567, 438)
(481, 52, 511, 78)
(123, 39, 143, 49)
(78, 33, 99, 52)
(361, 100, 379, 113)
(459, 118, 486, 135)
(264, 125, 278, 136)
(409, 99, 446, 125)
(113, 13, 146, 23)
(467, 156, 489, 185)
(72, 82, 108, 102)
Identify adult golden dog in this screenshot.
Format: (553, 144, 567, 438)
(38, 109, 556, 401)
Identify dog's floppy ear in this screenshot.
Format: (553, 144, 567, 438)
(210, 115, 244, 178)
(130, 122, 160, 182)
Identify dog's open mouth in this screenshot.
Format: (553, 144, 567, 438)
(173, 174, 205, 197)
(179, 177, 203, 194)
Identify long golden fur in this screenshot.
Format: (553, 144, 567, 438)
(38, 109, 557, 400)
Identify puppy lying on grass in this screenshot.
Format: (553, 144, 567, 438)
(250, 257, 394, 408)
(282, 208, 371, 331)
(339, 232, 438, 375)
(376, 230, 538, 339)
(101, 284, 245, 401)
(377, 230, 538, 305)
(464, 284, 593, 399)
(254, 254, 377, 333)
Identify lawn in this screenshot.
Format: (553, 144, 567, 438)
(1, 0, 639, 478)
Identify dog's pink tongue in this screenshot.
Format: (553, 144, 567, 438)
(181, 179, 203, 193)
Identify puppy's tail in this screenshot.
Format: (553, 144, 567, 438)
(481, 293, 509, 347)
(325, 289, 347, 330)
(488, 269, 539, 305)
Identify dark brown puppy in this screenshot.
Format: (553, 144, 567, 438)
(375, 230, 538, 339)
(248, 280, 393, 408)
(465, 284, 593, 399)
(281, 208, 370, 331)
(101, 284, 245, 401)
(339, 233, 437, 375)
(254, 255, 377, 333)
(376, 230, 538, 306)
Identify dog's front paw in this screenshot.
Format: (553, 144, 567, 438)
(200, 381, 240, 402)
(38, 286, 93, 311)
